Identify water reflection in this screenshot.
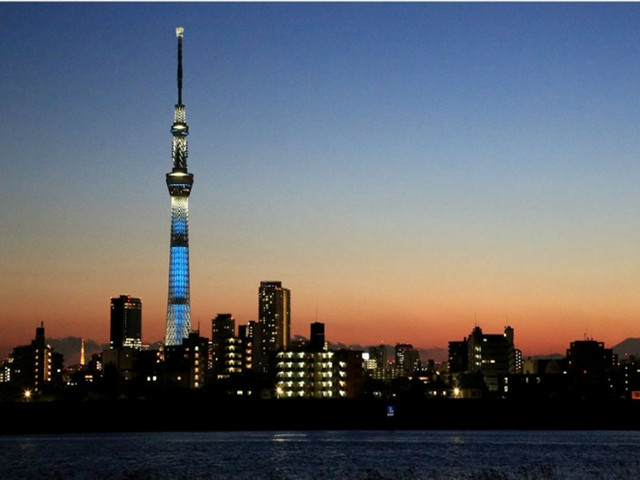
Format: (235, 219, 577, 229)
(2, 431, 640, 479)
(271, 432, 309, 442)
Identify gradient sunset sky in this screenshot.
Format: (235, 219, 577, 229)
(2, 2, 640, 360)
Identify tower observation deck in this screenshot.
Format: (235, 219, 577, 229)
(165, 26, 194, 346)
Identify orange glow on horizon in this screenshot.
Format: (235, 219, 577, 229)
(2, 276, 635, 363)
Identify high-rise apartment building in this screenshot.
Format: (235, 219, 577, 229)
(275, 349, 364, 399)
(395, 343, 420, 373)
(211, 313, 235, 374)
(165, 26, 194, 346)
(448, 325, 520, 393)
(238, 321, 258, 371)
(110, 295, 142, 350)
(8, 323, 61, 393)
(163, 331, 209, 389)
(257, 282, 291, 372)
(369, 344, 388, 369)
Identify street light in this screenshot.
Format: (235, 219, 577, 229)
(24, 389, 32, 402)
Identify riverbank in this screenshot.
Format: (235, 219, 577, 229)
(3, 397, 640, 434)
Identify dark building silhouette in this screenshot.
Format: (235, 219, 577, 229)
(448, 340, 468, 374)
(102, 348, 137, 382)
(365, 344, 407, 383)
(309, 322, 326, 352)
(6, 323, 63, 394)
(566, 339, 618, 399)
(162, 331, 209, 389)
(336, 349, 365, 398)
(369, 344, 388, 369)
(110, 295, 142, 350)
(448, 325, 521, 395)
(395, 343, 420, 373)
(619, 360, 640, 399)
(507, 357, 569, 400)
(567, 339, 616, 375)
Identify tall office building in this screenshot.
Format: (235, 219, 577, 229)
(309, 322, 326, 352)
(165, 27, 194, 346)
(258, 281, 291, 371)
(110, 295, 142, 350)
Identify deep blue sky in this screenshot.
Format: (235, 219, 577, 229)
(2, 2, 640, 358)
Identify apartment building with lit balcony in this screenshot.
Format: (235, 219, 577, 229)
(275, 349, 363, 399)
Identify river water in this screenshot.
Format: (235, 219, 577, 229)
(1, 430, 639, 479)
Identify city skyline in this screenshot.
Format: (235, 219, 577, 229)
(2, 2, 640, 360)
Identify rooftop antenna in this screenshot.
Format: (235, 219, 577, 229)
(176, 26, 184, 105)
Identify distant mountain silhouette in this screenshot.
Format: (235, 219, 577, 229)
(613, 337, 640, 360)
(528, 353, 565, 360)
(417, 347, 448, 363)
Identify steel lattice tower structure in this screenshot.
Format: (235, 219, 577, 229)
(165, 26, 194, 346)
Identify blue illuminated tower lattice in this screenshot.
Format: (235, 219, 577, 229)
(165, 26, 194, 346)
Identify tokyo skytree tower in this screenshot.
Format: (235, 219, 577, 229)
(165, 27, 194, 346)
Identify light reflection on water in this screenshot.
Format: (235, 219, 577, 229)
(1, 430, 640, 479)
(272, 432, 310, 442)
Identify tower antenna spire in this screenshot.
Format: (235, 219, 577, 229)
(165, 26, 194, 347)
(176, 27, 184, 105)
